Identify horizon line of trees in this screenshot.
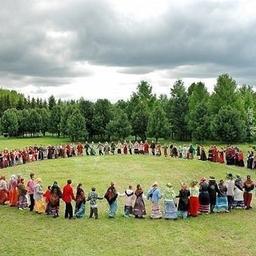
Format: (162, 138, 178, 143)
(0, 73, 256, 143)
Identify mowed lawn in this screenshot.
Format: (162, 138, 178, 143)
(0, 154, 256, 256)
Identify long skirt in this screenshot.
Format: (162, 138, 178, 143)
(9, 188, 18, 207)
(18, 195, 28, 209)
(133, 197, 146, 218)
(213, 196, 228, 212)
(164, 199, 177, 219)
(199, 193, 210, 213)
(233, 189, 244, 208)
(189, 196, 199, 216)
(35, 199, 45, 214)
(108, 200, 117, 218)
(75, 203, 85, 218)
(0, 189, 8, 204)
(150, 202, 162, 219)
(48, 204, 59, 217)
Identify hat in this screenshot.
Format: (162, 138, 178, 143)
(36, 178, 42, 183)
(166, 183, 172, 188)
(152, 181, 158, 187)
(209, 176, 215, 180)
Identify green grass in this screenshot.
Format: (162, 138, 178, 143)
(0, 136, 70, 150)
(0, 154, 256, 256)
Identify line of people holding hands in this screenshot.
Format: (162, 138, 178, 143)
(0, 172, 254, 220)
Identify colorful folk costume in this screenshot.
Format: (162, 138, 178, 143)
(34, 178, 45, 214)
(43, 186, 51, 214)
(119, 186, 135, 217)
(214, 180, 229, 213)
(27, 173, 35, 212)
(233, 176, 244, 208)
(200, 147, 207, 161)
(0, 176, 8, 205)
(87, 188, 103, 219)
(48, 183, 62, 217)
(17, 178, 28, 210)
(9, 175, 18, 207)
(133, 185, 146, 218)
(147, 182, 162, 219)
(189, 181, 199, 217)
(199, 178, 210, 214)
(104, 182, 118, 218)
(176, 184, 190, 219)
(243, 176, 254, 210)
(208, 177, 219, 213)
(75, 184, 86, 218)
(62, 180, 75, 219)
(225, 173, 235, 211)
(163, 183, 177, 220)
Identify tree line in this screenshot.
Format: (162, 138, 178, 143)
(0, 73, 255, 143)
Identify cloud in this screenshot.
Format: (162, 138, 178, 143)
(0, 0, 255, 99)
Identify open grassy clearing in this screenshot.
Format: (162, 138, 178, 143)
(0, 154, 256, 256)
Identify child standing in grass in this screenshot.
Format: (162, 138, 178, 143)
(87, 187, 103, 219)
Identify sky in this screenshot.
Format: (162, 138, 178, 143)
(0, 0, 255, 102)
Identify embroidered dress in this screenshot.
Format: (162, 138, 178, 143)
(163, 187, 177, 219)
(147, 187, 162, 219)
(189, 186, 199, 217)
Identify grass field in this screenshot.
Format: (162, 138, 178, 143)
(1, 148, 256, 256)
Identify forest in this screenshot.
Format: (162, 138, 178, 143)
(0, 74, 255, 143)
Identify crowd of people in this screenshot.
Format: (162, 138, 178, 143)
(0, 173, 255, 220)
(0, 141, 256, 170)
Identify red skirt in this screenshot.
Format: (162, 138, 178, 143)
(189, 196, 199, 216)
(9, 188, 18, 206)
(0, 190, 8, 204)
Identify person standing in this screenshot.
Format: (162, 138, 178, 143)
(75, 183, 86, 218)
(150, 141, 156, 155)
(17, 178, 28, 210)
(27, 173, 35, 212)
(176, 183, 190, 219)
(87, 187, 103, 219)
(34, 178, 45, 214)
(119, 185, 135, 217)
(104, 182, 118, 218)
(188, 181, 199, 217)
(163, 183, 177, 220)
(199, 178, 210, 214)
(0, 176, 8, 205)
(225, 173, 235, 211)
(133, 184, 146, 219)
(147, 182, 162, 219)
(208, 177, 219, 213)
(243, 175, 254, 210)
(62, 179, 75, 219)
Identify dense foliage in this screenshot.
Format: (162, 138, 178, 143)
(0, 74, 256, 142)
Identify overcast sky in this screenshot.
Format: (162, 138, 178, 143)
(0, 0, 255, 101)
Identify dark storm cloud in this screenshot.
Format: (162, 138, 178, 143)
(0, 0, 256, 87)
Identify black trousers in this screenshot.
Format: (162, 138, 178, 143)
(89, 207, 98, 219)
(29, 194, 35, 211)
(65, 202, 73, 219)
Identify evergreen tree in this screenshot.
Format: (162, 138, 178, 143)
(106, 108, 131, 140)
(212, 106, 246, 143)
(28, 109, 42, 135)
(131, 102, 149, 140)
(169, 80, 189, 140)
(67, 109, 87, 141)
(147, 102, 169, 142)
(49, 105, 62, 136)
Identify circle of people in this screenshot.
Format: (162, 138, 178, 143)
(0, 172, 254, 220)
(1, 141, 256, 170)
